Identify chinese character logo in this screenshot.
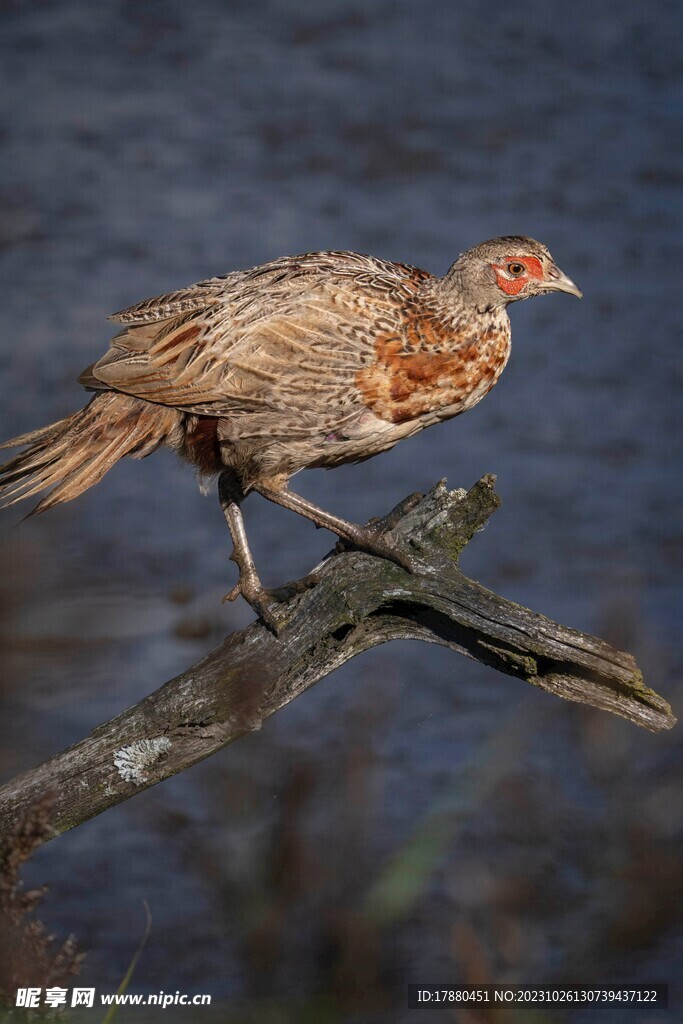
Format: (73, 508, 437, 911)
(44, 987, 68, 1009)
(15, 989, 41, 1008)
(71, 987, 96, 1008)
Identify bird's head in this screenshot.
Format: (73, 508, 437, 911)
(446, 236, 582, 310)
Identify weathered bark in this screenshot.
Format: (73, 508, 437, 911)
(0, 476, 675, 845)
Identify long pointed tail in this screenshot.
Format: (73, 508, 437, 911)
(0, 392, 183, 515)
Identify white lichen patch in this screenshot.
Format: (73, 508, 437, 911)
(113, 737, 172, 786)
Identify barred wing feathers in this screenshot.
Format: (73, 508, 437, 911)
(91, 253, 432, 420)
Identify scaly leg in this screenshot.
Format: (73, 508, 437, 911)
(218, 471, 283, 633)
(254, 480, 418, 572)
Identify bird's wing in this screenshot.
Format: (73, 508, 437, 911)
(87, 253, 433, 424)
(107, 251, 421, 325)
(108, 277, 231, 325)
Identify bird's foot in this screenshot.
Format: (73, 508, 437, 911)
(223, 575, 287, 636)
(337, 524, 420, 573)
(364, 530, 419, 572)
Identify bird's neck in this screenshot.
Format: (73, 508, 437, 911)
(418, 275, 510, 337)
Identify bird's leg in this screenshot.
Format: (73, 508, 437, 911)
(218, 471, 284, 634)
(254, 480, 418, 572)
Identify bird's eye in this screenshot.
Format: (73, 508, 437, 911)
(507, 262, 525, 276)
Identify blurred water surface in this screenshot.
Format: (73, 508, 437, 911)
(1, 1, 682, 1020)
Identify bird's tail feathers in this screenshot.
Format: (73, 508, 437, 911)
(0, 392, 182, 516)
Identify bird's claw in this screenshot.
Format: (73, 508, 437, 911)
(223, 577, 287, 635)
(334, 526, 419, 572)
(367, 533, 419, 573)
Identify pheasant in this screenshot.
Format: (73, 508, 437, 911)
(0, 237, 580, 629)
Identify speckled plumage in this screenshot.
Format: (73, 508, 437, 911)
(0, 237, 580, 628)
(85, 248, 519, 487)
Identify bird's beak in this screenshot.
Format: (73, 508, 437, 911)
(541, 264, 583, 298)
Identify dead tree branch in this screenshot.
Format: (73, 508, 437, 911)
(0, 475, 675, 844)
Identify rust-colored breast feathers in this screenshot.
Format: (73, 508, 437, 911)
(356, 304, 510, 425)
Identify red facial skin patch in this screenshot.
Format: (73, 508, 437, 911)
(492, 255, 544, 296)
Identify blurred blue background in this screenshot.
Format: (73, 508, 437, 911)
(1, 1, 682, 1021)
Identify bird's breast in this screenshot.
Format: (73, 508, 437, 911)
(355, 318, 511, 425)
